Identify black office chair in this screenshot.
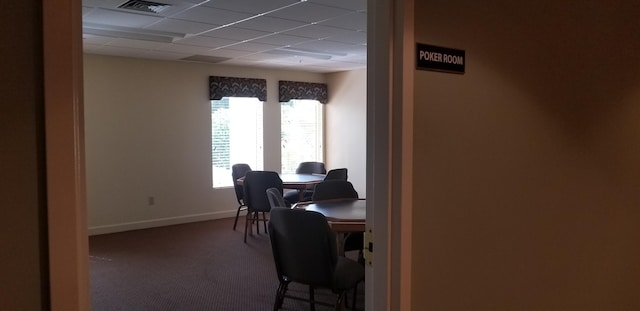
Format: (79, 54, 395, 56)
(311, 180, 359, 201)
(283, 161, 327, 205)
(324, 168, 348, 181)
(311, 180, 363, 264)
(266, 187, 288, 209)
(243, 171, 283, 243)
(231, 163, 252, 230)
(299, 168, 349, 202)
(268, 207, 364, 311)
(296, 161, 326, 174)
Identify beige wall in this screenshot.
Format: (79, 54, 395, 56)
(411, 2, 640, 310)
(84, 54, 367, 233)
(326, 69, 368, 196)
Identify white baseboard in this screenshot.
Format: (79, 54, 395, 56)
(88, 210, 237, 236)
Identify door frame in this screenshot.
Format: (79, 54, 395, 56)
(44, 0, 89, 309)
(44, 0, 412, 310)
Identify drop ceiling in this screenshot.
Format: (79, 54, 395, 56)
(82, 0, 367, 73)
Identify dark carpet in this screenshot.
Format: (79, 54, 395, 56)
(89, 217, 364, 311)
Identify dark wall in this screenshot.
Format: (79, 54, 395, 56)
(411, 1, 640, 310)
(0, 1, 48, 309)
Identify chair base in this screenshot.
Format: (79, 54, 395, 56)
(232, 204, 247, 230)
(243, 211, 269, 243)
(273, 281, 359, 311)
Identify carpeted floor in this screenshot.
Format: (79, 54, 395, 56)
(89, 217, 364, 310)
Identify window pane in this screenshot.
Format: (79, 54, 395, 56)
(281, 100, 323, 173)
(211, 97, 263, 188)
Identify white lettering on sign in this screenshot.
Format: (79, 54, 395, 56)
(419, 50, 463, 65)
(443, 54, 464, 65)
(419, 50, 442, 62)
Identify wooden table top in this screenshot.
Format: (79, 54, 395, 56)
(295, 198, 366, 222)
(236, 173, 325, 190)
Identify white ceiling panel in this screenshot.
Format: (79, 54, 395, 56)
(85, 44, 153, 58)
(251, 33, 313, 46)
(262, 55, 327, 65)
(234, 53, 290, 61)
(83, 34, 116, 45)
(233, 16, 307, 33)
(223, 41, 280, 53)
(107, 38, 170, 50)
(154, 43, 214, 54)
(200, 0, 300, 14)
(142, 50, 196, 60)
(318, 12, 367, 31)
(307, 0, 366, 11)
(175, 35, 237, 48)
(146, 18, 219, 35)
(83, 8, 163, 28)
(265, 2, 354, 23)
(81, 0, 367, 73)
(291, 40, 362, 55)
(282, 24, 359, 40)
(171, 7, 253, 25)
(201, 48, 254, 58)
(82, 6, 95, 16)
(322, 31, 367, 45)
(201, 27, 271, 41)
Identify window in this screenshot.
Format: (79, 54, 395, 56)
(281, 99, 323, 173)
(211, 97, 263, 188)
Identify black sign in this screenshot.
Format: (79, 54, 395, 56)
(416, 43, 465, 74)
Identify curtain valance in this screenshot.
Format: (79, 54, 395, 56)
(278, 80, 328, 104)
(209, 76, 267, 101)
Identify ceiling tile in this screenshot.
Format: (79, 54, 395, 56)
(200, 0, 299, 14)
(107, 37, 170, 50)
(323, 31, 367, 45)
(234, 16, 307, 33)
(290, 40, 363, 55)
(171, 6, 254, 25)
(234, 53, 288, 61)
(265, 2, 353, 23)
(83, 8, 163, 28)
(201, 48, 254, 58)
(318, 12, 366, 31)
(146, 18, 220, 35)
(154, 43, 214, 54)
(81, 0, 367, 73)
(83, 33, 115, 44)
(201, 27, 271, 41)
(223, 41, 281, 53)
(282, 24, 359, 40)
(175, 35, 237, 48)
(251, 33, 313, 46)
(307, 0, 366, 11)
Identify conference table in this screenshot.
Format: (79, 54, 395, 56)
(294, 198, 366, 254)
(294, 198, 366, 232)
(236, 173, 326, 237)
(237, 173, 325, 201)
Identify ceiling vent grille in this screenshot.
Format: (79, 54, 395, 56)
(118, 0, 171, 14)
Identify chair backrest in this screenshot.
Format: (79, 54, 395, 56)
(311, 180, 359, 201)
(268, 207, 337, 285)
(243, 171, 283, 213)
(266, 187, 288, 209)
(324, 168, 348, 181)
(231, 163, 252, 204)
(295, 161, 326, 174)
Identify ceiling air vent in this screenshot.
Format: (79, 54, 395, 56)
(118, 0, 171, 14)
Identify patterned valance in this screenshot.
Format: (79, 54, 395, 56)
(209, 76, 267, 101)
(278, 80, 328, 104)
